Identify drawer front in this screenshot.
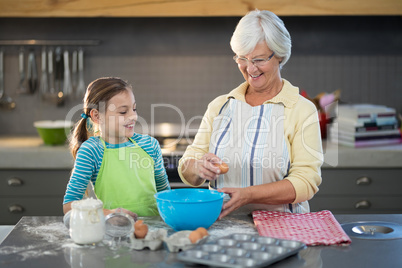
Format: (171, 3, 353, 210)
(319, 169, 402, 195)
(0, 197, 64, 225)
(0, 170, 70, 196)
(309, 196, 402, 214)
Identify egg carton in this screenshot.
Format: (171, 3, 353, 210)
(129, 229, 167, 250)
(177, 233, 306, 268)
(163, 230, 208, 252)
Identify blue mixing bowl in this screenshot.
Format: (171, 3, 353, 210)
(154, 188, 225, 231)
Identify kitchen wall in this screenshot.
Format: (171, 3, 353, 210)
(0, 16, 401, 135)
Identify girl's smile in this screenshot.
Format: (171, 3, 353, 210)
(99, 89, 137, 144)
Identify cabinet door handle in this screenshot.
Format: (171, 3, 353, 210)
(356, 176, 371, 186)
(7, 177, 23, 186)
(355, 200, 371, 209)
(8, 204, 24, 213)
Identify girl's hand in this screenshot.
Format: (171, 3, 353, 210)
(103, 208, 138, 221)
(217, 187, 251, 219)
(194, 153, 222, 181)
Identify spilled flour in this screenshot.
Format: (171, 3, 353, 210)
(0, 218, 130, 265)
(21, 221, 69, 243)
(0, 220, 71, 261)
(208, 216, 258, 239)
(0, 215, 258, 264)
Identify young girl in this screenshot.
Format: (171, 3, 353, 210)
(63, 77, 170, 217)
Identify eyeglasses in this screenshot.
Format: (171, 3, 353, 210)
(233, 52, 275, 67)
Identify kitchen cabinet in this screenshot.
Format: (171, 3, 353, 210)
(0, 170, 70, 225)
(1, 137, 402, 223)
(0, 0, 400, 17)
(310, 168, 402, 214)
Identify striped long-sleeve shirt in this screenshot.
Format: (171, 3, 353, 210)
(63, 133, 170, 204)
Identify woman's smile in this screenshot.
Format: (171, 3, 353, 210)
(249, 73, 263, 79)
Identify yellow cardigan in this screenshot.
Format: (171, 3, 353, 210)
(178, 79, 323, 204)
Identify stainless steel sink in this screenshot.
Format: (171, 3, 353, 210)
(342, 221, 402, 240)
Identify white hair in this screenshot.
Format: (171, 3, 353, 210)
(230, 9, 292, 68)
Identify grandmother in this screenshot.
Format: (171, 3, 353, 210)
(178, 10, 323, 219)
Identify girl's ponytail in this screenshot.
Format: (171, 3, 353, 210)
(69, 115, 89, 159)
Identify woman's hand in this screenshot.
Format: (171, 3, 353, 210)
(194, 153, 222, 181)
(218, 187, 251, 219)
(217, 181, 297, 219)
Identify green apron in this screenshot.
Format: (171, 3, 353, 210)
(94, 137, 159, 216)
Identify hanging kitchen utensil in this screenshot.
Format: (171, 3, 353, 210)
(17, 48, 28, 94)
(43, 48, 57, 103)
(54, 47, 63, 95)
(71, 50, 78, 93)
(39, 47, 49, 99)
(48, 48, 56, 95)
(75, 48, 86, 99)
(27, 50, 38, 94)
(62, 50, 72, 98)
(0, 50, 16, 110)
(54, 47, 65, 106)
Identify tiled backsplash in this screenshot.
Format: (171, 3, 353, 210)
(0, 16, 401, 135)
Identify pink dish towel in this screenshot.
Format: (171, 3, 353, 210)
(252, 210, 352, 246)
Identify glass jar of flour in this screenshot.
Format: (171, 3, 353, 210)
(70, 198, 105, 244)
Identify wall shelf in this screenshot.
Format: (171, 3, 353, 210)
(0, 0, 400, 17)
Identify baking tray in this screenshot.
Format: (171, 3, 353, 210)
(177, 233, 306, 268)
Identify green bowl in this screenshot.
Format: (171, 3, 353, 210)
(34, 120, 74, 145)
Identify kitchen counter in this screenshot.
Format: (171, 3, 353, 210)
(0, 137, 73, 169)
(0, 136, 402, 169)
(321, 141, 402, 168)
(0, 214, 401, 268)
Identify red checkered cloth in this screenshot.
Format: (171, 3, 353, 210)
(252, 210, 351, 246)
